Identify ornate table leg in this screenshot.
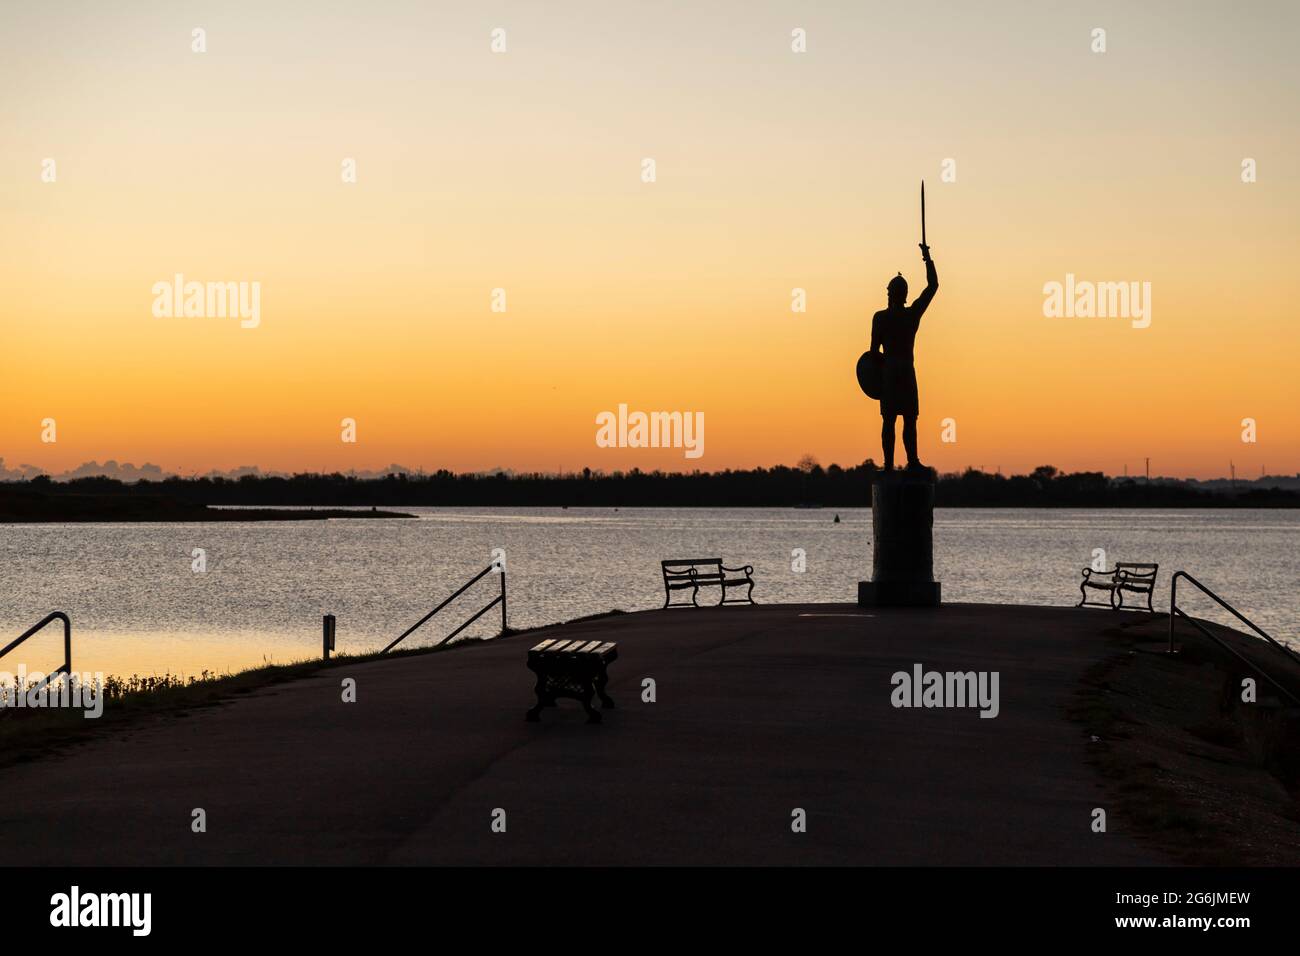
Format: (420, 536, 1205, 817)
(580, 677, 602, 724)
(595, 663, 615, 709)
(526, 662, 550, 721)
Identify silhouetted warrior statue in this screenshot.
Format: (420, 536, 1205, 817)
(870, 244, 938, 470)
(855, 185, 943, 607)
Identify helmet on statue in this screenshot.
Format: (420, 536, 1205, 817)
(887, 273, 908, 301)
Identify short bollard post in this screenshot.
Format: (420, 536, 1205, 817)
(323, 614, 336, 659)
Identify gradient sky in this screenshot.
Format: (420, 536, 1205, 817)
(3, 1, 1298, 478)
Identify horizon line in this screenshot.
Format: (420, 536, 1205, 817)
(3, 460, 1296, 486)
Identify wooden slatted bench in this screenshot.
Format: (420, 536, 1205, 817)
(1078, 561, 1159, 612)
(525, 638, 617, 723)
(661, 558, 756, 608)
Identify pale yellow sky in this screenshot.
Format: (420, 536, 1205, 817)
(2, 1, 1298, 478)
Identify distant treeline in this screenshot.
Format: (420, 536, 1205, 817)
(7, 464, 1299, 509)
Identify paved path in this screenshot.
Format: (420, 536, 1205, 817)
(1, 604, 1168, 864)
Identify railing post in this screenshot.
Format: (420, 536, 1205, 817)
(1168, 575, 1177, 654)
(500, 569, 508, 634)
(323, 614, 336, 659)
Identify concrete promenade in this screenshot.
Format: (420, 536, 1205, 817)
(0, 603, 1168, 865)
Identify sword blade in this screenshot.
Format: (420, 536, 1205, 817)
(921, 179, 927, 246)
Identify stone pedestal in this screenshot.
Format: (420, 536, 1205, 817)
(858, 470, 942, 607)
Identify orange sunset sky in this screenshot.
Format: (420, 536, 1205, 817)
(3, 1, 1298, 480)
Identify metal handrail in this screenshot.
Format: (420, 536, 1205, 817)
(0, 612, 73, 695)
(382, 565, 507, 654)
(1168, 571, 1299, 706)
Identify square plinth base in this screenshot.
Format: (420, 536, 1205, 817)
(858, 580, 942, 607)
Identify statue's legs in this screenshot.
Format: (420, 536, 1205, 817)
(881, 414, 897, 470)
(902, 416, 919, 466)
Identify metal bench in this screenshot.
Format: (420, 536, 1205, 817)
(661, 558, 756, 608)
(525, 638, 617, 723)
(1078, 561, 1159, 612)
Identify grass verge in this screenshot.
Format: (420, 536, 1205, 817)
(0, 609, 626, 772)
(1069, 613, 1300, 864)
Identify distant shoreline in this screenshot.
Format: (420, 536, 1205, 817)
(3, 500, 1296, 522)
(0, 492, 414, 523)
(4, 465, 1299, 513)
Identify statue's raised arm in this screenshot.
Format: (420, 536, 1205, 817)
(912, 245, 938, 319)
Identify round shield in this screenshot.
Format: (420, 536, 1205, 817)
(856, 350, 883, 399)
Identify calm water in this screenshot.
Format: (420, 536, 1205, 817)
(1, 508, 1295, 677)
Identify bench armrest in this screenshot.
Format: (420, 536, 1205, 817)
(722, 564, 754, 576)
(1116, 569, 1153, 584)
(1081, 568, 1115, 580)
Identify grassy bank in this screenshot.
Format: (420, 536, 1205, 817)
(0, 609, 628, 771)
(1070, 614, 1300, 864)
(0, 638, 488, 770)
